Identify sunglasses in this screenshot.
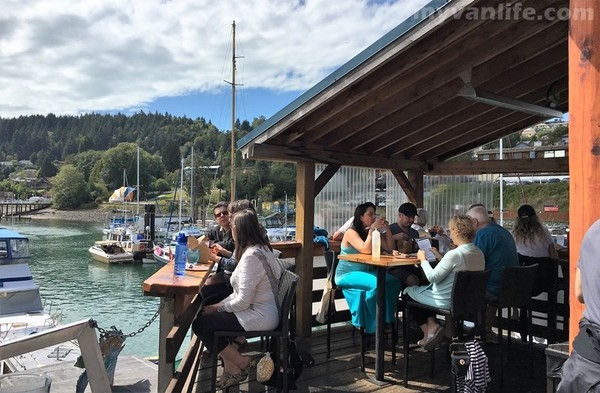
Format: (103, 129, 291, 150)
(215, 211, 230, 218)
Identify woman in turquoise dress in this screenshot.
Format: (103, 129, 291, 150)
(334, 202, 401, 334)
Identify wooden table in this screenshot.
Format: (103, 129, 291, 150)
(336, 253, 420, 383)
(143, 261, 215, 393)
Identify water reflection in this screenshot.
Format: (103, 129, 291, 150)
(2, 218, 162, 357)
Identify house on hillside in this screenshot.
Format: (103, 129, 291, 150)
(476, 142, 568, 161)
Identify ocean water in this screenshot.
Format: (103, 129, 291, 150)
(3, 218, 163, 358)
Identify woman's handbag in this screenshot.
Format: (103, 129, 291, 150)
(315, 275, 336, 324)
(256, 353, 275, 382)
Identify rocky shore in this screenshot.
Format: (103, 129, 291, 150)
(25, 208, 109, 223)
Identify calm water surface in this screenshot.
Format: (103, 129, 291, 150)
(3, 218, 163, 358)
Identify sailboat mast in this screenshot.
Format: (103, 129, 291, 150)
(179, 158, 184, 231)
(230, 20, 236, 202)
(136, 146, 140, 216)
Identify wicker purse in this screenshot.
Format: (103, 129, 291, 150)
(256, 353, 275, 382)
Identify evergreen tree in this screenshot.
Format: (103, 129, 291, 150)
(38, 155, 57, 177)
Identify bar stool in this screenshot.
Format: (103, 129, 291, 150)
(487, 264, 538, 388)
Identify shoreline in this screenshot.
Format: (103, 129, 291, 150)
(17, 208, 108, 224)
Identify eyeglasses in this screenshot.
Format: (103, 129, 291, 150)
(215, 211, 229, 218)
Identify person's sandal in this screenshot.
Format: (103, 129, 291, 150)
(216, 369, 248, 390)
(231, 338, 248, 352)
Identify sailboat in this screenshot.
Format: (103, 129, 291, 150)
(90, 149, 154, 264)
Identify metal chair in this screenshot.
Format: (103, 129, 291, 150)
(402, 269, 491, 388)
(210, 269, 300, 393)
(488, 263, 538, 387)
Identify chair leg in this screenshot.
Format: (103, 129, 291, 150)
(403, 306, 410, 388)
(429, 348, 435, 378)
(326, 321, 331, 359)
(391, 321, 397, 365)
(527, 306, 534, 375)
(360, 327, 366, 372)
(282, 336, 289, 393)
(498, 307, 504, 389)
(211, 339, 219, 393)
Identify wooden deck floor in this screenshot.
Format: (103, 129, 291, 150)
(194, 323, 551, 393)
(8, 323, 553, 392)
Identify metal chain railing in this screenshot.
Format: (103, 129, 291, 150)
(90, 301, 165, 339)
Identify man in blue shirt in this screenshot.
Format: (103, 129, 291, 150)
(467, 205, 519, 339)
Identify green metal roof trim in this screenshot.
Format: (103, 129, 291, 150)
(237, 0, 452, 150)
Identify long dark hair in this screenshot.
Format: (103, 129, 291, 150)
(512, 204, 547, 246)
(232, 209, 271, 261)
(351, 202, 376, 241)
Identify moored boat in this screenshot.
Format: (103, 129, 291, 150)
(0, 227, 80, 374)
(88, 241, 134, 264)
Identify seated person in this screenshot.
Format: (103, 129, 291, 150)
(331, 216, 354, 241)
(335, 202, 400, 334)
(388, 202, 422, 287)
(201, 199, 262, 306)
(192, 209, 282, 390)
(207, 201, 235, 259)
(402, 215, 485, 350)
(411, 208, 430, 238)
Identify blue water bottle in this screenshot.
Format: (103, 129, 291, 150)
(174, 233, 188, 277)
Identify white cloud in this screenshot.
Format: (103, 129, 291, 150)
(0, 0, 430, 118)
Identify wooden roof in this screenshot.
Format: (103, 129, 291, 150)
(238, 0, 569, 176)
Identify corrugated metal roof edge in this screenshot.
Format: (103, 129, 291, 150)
(237, 0, 452, 150)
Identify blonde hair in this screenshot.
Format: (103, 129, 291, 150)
(448, 215, 476, 242)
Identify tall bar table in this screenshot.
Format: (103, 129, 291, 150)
(143, 261, 215, 393)
(336, 253, 419, 383)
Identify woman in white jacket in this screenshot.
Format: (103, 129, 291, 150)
(193, 209, 283, 389)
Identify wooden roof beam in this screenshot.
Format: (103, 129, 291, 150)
(429, 157, 568, 175)
(242, 143, 427, 172)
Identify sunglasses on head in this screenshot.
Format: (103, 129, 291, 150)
(215, 211, 229, 218)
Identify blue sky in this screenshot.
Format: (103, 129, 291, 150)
(146, 88, 303, 131)
(1, 0, 432, 132)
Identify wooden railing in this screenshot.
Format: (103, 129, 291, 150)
(0, 319, 111, 392)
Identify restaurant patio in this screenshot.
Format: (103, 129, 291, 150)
(191, 323, 551, 393)
(146, 0, 600, 391)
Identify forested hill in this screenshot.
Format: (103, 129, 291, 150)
(0, 112, 263, 172)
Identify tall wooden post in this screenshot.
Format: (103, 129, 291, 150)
(407, 171, 425, 208)
(568, 0, 600, 344)
(296, 162, 315, 337)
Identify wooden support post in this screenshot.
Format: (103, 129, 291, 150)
(568, 0, 600, 345)
(296, 162, 315, 338)
(407, 171, 424, 207)
(158, 298, 175, 393)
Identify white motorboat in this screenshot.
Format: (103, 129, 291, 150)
(0, 227, 80, 374)
(88, 241, 135, 264)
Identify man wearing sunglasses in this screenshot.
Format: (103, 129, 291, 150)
(207, 201, 235, 257)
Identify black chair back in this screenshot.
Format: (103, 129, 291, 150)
(518, 255, 557, 297)
(278, 270, 300, 330)
(496, 264, 539, 308)
(450, 269, 491, 320)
